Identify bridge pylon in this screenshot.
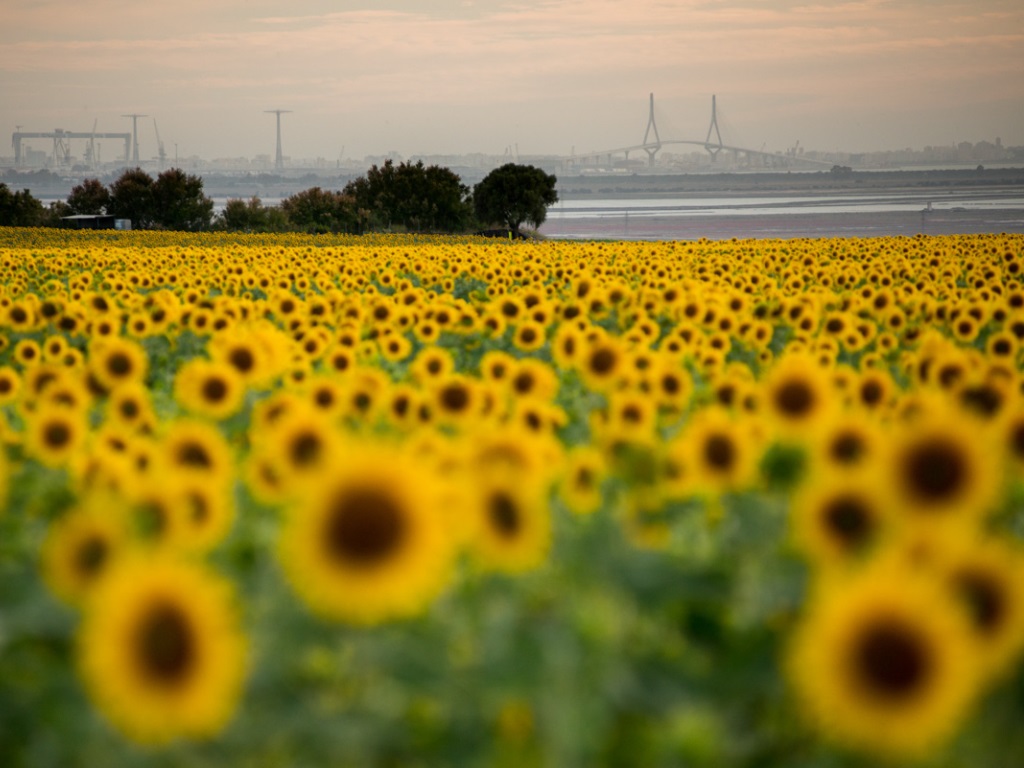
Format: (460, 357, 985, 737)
(642, 92, 661, 167)
(704, 94, 723, 161)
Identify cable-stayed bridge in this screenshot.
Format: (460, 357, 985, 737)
(562, 94, 835, 171)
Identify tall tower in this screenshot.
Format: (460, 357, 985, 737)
(265, 109, 291, 171)
(704, 95, 723, 161)
(122, 114, 147, 164)
(642, 93, 661, 167)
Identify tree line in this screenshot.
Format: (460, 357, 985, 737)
(0, 161, 557, 236)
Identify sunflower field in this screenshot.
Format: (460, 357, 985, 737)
(2, 226, 1024, 767)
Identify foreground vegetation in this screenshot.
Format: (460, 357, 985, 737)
(0, 161, 558, 236)
(2, 227, 1024, 767)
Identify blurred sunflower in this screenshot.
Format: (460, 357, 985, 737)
(41, 495, 126, 607)
(787, 557, 981, 760)
(884, 411, 998, 528)
(277, 443, 455, 624)
(0, 365, 21, 405)
(559, 445, 607, 516)
(161, 419, 234, 485)
(174, 359, 246, 421)
(88, 336, 148, 392)
(674, 407, 758, 496)
(76, 556, 247, 745)
(24, 404, 87, 468)
(763, 353, 833, 437)
(469, 473, 550, 574)
(791, 469, 894, 568)
(940, 536, 1024, 683)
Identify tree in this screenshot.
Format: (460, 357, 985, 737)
(0, 183, 47, 227)
(151, 168, 214, 231)
(343, 160, 472, 233)
(281, 187, 359, 234)
(107, 168, 155, 229)
(67, 178, 110, 215)
(220, 196, 270, 232)
(473, 163, 558, 236)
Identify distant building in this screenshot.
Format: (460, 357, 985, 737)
(60, 214, 131, 230)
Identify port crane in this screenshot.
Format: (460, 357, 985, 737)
(153, 119, 167, 169)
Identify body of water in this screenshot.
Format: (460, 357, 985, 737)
(539, 190, 1024, 240)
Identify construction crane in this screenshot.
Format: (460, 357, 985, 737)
(153, 119, 166, 169)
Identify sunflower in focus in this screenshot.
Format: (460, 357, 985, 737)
(277, 442, 455, 624)
(76, 556, 248, 745)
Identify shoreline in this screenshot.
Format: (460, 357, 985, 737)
(538, 208, 1024, 241)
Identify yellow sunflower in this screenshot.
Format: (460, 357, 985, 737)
(883, 410, 999, 529)
(277, 443, 455, 624)
(787, 557, 981, 760)
(790, 469, 894, 569)
(76, 556, 248, 745)
(174, 359, 246, 421)
(939, 536, 1024, 683)
(41, 495, 127, 607)
(88, 336, 148, 392)
(24, 404, 87, 468)
(468, 472, 551, 574)
(763, 352, 834, 438)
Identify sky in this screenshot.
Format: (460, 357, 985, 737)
(2, 0, 1023, 163)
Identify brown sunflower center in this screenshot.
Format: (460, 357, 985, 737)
(830, 431, 865, 464)
(901, 438, 966, 505)
(853, 619, 932, 702)
(75, 535, 108, 577)
(43, 420, 72, 449)
(440, 383, 470, 412)
(228, 347, 255, 373)
(177, 441, 212, 469)
(289, 431, 322, 467)
(823, 495, 873, 549)
(135, 602, 196, 685)
(954, 570, 1005, 634)
(107, 352, 132, 377)
(488, 491, 521, 538)
(774, 380, 814, 418)
(588, 348, 616, 376)
(324, 487, 406, 567)
(202, 377, 228, 403)
(704, 433, 736, 471)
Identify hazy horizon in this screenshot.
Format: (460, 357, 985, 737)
(3, 1, 1023, 163)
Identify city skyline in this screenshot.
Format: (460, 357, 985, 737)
(3, 1, 1023, 163)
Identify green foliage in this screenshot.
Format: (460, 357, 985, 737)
(344, 159, 473, 233)
(151, 168, 214, 232)
(280, 187, 359, 234)
(0, 183, 47, 227)
(66, 179, 110, 216)
(473, 163, 559, 234)
(106, 167, 155, 229)
(107, 168, 213, 231)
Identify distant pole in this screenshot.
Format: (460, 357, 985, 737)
(265, 109, 292, 171)
(121, 114, 147, 164)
